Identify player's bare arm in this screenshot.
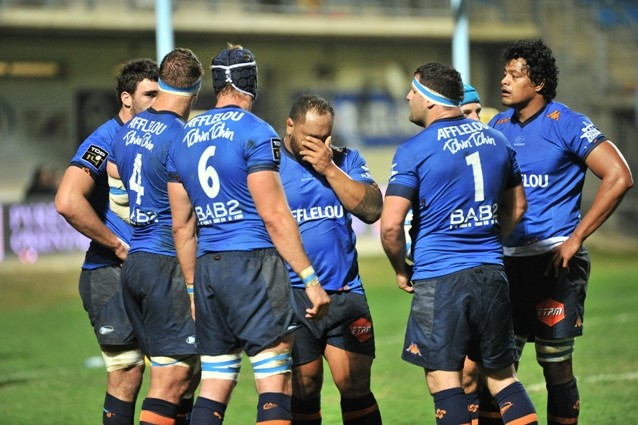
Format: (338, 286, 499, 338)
(498, 184, 527, 240)
(549, 140, 634, 275)
(249, 169, 330, 319)
(380, 195, 413, 293)
(168, 180, 197, 318)
(301, 135, 382, 224)
(55, 166, 129, 261)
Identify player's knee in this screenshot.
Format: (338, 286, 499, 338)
(461, 359, 479, 393)
(101, 348, 145, 372)
(535, 337, 575, 384)
(293, 370, 323, 396)
(334, 371, 371, 397)
(201, 353, 242, 382)
(250, 349, 292, 380)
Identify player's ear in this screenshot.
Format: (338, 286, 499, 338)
(121, 91, 132, 109)
(285, 117, 294, 134)
(325, 135, 332, 147)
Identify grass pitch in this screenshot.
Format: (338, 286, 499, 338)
(1, 249, 637, 424)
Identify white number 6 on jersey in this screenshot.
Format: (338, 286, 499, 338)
(198, 145, 220, 198)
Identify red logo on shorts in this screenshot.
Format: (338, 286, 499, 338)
(536, 298, 565, 327)
(349, 317, 373, 342)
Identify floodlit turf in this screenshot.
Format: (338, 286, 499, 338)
(0, 249, 637, 424)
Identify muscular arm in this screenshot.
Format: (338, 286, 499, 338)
(168, 181, 197, 318)
(301, 136, 382, 224)
(249, 170, 330, 318)
(552, 140, 634, 272)
(55, 166, 128, 261)
(498, 184, 527, 240)
(380, 195, 413, 293)
(168, 181, 197, 285)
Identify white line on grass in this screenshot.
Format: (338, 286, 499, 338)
(526, 371, 638, 393)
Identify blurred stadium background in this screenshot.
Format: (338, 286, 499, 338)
(0, 0, 637, 264)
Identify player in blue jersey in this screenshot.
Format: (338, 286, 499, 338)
(107, 47, 204, 425)
(488, 39, 634, 425)
(278, 94, 383, 425)
(55, 57, 158, 425)
(167, 45, 330, 425)
(380, 62, 538, 425)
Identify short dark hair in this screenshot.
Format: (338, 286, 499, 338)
(413, 63, 464, 103)
(288, 94, 334, 123)
(115, 58, 158, 104)
(159, 47, 204, 89)
(502, 39, 559, 101)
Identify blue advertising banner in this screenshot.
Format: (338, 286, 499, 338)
(1, 201, 89, 263)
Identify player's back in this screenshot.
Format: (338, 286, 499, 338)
(111, 108, 186, 255)
(394, 116, 518, 279)
(169, 106, 281, 254)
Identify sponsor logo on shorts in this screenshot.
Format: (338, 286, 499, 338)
(405, 342, 421, 356)
(186, 336, 196, 345)
(435, 408, 447, 419)
(536, 298, 565, 327)
(99, 325, 114, 335)
(349, 317, 373, 342)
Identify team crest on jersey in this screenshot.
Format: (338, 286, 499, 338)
(81, 144, 108, 168)
(271, 137, 281, 161)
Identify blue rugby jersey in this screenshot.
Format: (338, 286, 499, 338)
(279, 146, 374, 294)
(110, 108, 186, 256)
(69, 116, 132, 269)
(167, 105, 281, 254)
(489, 101, 606, 256)
(387, 116, 521, 280)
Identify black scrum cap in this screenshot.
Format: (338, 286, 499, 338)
(211, 47, 258, 99)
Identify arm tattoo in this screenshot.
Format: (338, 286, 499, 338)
(352, 183, 383, 224)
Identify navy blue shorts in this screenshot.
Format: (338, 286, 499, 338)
(194, 249, 297, 357)
(402, 264, 517, 371)
(291, 288, 375, 366)
(79, 265, 138, 348)
(505, 247, 590, 342)
(121, 252, 196, 357)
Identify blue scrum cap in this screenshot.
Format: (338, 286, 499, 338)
(211, 47, 258, 99)
(461, 83, 481, 105)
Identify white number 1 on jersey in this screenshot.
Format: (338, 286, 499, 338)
(465, 151, 485, 202)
